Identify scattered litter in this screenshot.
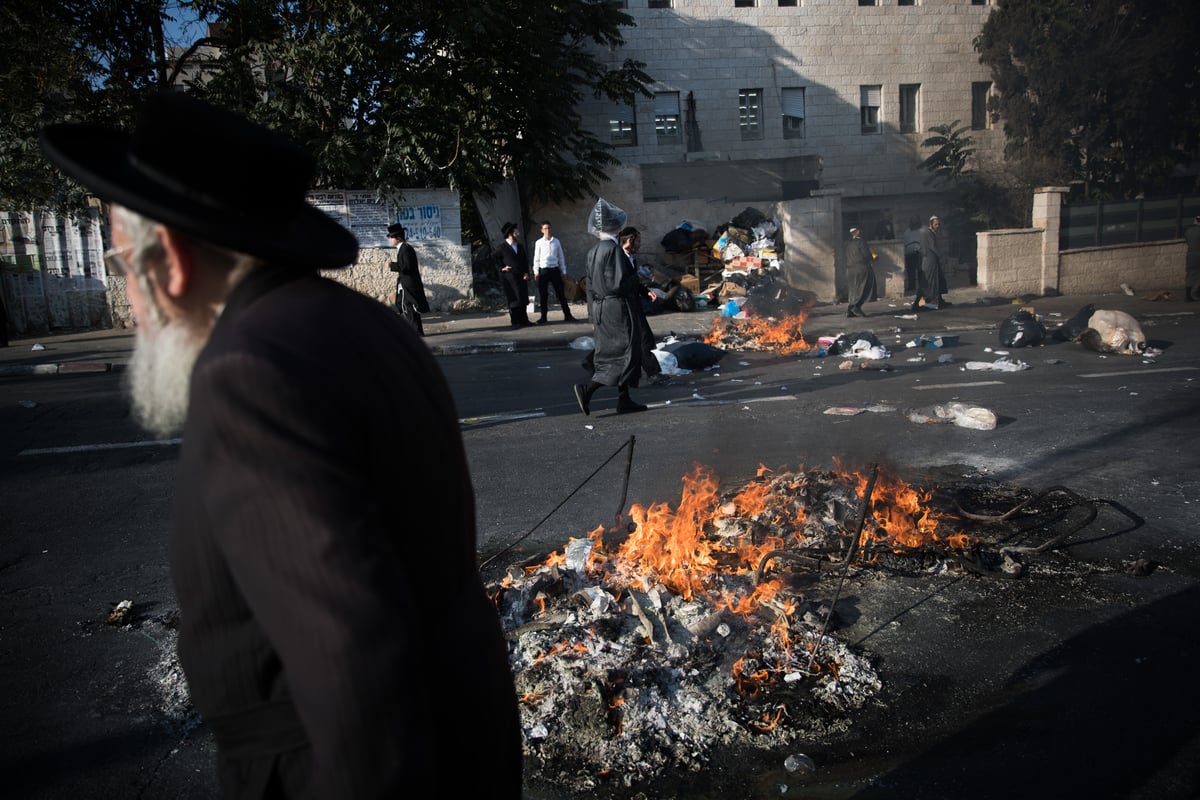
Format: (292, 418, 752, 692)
(894, 313, 919, 320)
(569, 336, 594, 351)
(584, 424, 594, 430)
(907, 334, 959, 349)
(906, 356, 925, 363)
(31, 343, 45, 351)
(823, 406, 865, 416)
(18, 400, 37, 408)
(964, 358, 1030, 372)
(865, 404, 897, 413)
(1143, 290, 1171, 301)
(1120, 283, 1135, 296)
(107, 599, 134, 625)
(906, 402, 998, 430)
(993, 350, 1009, 356)
(937, 354, 955, 364)
(784, 753, 816, 773)
(1044, 358, 1065, 365)
(937, 402, 998, 430)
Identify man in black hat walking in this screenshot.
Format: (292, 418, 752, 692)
(39, 93, 522, 800)
(387, 222, 430, 335)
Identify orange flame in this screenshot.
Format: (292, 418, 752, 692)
(705, 310, 813, 355)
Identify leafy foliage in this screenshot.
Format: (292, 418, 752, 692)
(1, 0, 651, 214)
(918, 121, 975, 186)
(975, 0, 1200, 199)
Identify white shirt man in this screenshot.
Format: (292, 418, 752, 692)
(531, 221, 576, 324)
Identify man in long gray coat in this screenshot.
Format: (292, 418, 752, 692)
(914, 215, 945, 311)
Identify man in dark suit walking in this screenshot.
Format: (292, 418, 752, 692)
(387, 222, 430, 335)
(40, 93, 522, 800)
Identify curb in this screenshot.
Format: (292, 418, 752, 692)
(0, 361, 113, 377)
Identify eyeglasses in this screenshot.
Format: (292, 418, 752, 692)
(103, 245, 134, 277)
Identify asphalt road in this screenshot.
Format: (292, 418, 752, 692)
(2, 295, 1198, 799)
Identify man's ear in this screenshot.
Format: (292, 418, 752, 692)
(156, 226, 194, 299)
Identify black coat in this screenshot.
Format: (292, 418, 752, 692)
(390, 241, 430, 313)
(495, 240, 531, 310)
(585, 237, 644, 387)
(169, 265, 522, 798)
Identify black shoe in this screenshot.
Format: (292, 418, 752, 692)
(564, 314, 577, 322)
(616, 399, 648, 414)
(573, 384, 591, 416)
(536, 318, 548, 325)
(855, 307, 868, 317)
(911, 301, 921, 312)
(846, 309, 857, 318)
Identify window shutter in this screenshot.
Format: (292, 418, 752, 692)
(781, 89, 805, 117)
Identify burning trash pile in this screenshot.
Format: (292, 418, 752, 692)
(491, 462, 982, 790)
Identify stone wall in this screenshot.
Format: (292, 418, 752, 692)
(1059, 242, 1187, 296)
(976, 187, 1189, 297)
(107, 241, 474, 328)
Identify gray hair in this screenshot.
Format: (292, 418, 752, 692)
(110, 205, 259, 327)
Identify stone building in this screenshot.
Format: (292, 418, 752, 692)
(534, 0, 1005, 301)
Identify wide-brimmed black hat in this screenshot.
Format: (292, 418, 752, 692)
(500, 222, 517, 237)
(387, 223, 406, 238)
(39, 93, 358, 270)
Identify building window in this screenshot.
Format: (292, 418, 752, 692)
(655, 92, 682, 145)
(647, 0, 672, 8)
(739, 89, 763, 140)
(734, 0, 756, 6)
(971, 81, 993, 130)
(858, 0, 877, 6)
(778, 0, 798, 6)
(898, 0, 915, 5)
(899, 83, 920, 134)
(860, 85, 881, 135)
(610, 103, 637, 146)
(781, 87, 806, 139)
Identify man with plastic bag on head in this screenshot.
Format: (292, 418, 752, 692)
(573, 199, 648, 415)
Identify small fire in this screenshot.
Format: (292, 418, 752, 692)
(542, 461, 972, 639)
(705, 309, 814, 355)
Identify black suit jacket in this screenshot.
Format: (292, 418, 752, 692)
(495, 240, 530, 308)
(169, 265, 521, 797)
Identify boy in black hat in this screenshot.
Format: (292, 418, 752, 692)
(386, 222, 430, 334)
(39, 93, 521, 799)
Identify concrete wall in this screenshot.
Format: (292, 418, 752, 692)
(976, 187, 1190, 297)
(106, 240, 474, 329)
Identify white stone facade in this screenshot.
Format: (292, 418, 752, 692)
(581, 0, 1004, 199)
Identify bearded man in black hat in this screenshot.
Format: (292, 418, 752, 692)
(39, 93, 521, 800)
(386, 222, 429, 335)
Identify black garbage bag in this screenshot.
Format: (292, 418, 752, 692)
(1051, 303, 1096, 341)
(661, 228, 693, 253)
(999, 310, 1046, 347)
(829, 331, 882, 355)
(731, 206, 766, 230)
(662, 340, 726, 369)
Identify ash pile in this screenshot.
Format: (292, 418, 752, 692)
(490, 463, 973, 791)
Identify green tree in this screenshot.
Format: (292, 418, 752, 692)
(2, 0, 651, 220)
(975, 0, 1200, 199)
(917, 120, 975, 187)
(0, 0, 175, 208)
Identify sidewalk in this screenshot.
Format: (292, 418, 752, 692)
(0, 283, 1191, 376)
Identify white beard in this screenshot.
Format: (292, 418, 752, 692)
(126, 319, 206, 438)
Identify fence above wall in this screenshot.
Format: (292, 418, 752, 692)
(1061, 194, 1200, 250)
